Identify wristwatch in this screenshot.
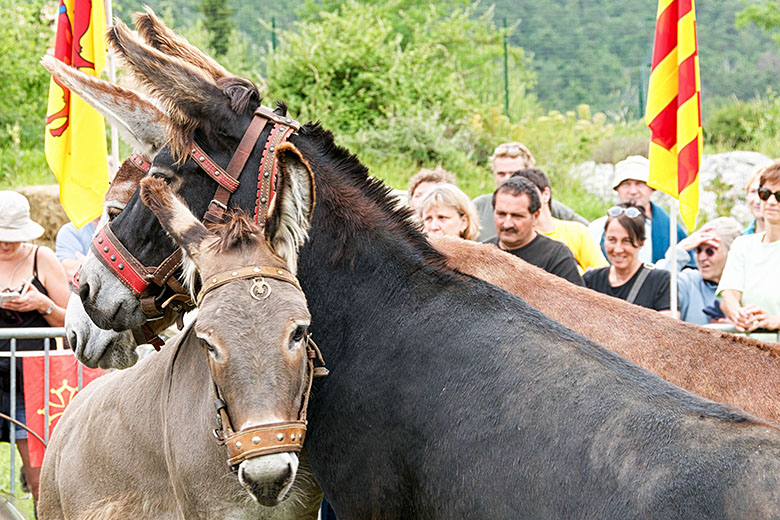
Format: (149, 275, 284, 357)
(42, 302, 54, 316)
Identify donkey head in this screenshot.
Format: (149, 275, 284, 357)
(76, 18, 283, 331)
(41, 53, 175, 366)
(140, 163, 314, 504)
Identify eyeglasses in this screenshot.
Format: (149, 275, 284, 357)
(607, 206, 643, 219)
(696, 246, 716, 257)
(757, 187, 780, 203)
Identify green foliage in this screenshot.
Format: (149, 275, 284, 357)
(265, 0, 539, 194)
(0, 0, 53, 150)
(0, 123, 52, 188)
(480, 0, 780, 114)
(704, 92, 780, 154)
(198, 0, 233, 57)
(704, 101, 762, 147)
(737, 1, 780, 45)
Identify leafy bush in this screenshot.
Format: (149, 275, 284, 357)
(705, 101, 762, 147)
(264, 0, 537, 193)
(0, 0, 52, 150)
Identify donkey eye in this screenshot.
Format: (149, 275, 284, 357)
(201, 339, 216, 353)
(291, 325, 307, 344)
(150, 169, 170, 182)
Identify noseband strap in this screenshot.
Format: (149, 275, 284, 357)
(202, 264, 325, 468)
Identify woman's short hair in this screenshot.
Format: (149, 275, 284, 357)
(759, 160, 780, 188)
(407, 166, 456, 197)
(707, 217, 742, 252)
(604, 202, 646, 247)
(418, 184, 480, 240)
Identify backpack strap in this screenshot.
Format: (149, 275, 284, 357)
(625, 264, 652, 305)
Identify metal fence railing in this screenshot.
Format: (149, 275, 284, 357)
(0, 327, 79, 507)
(702, 323, 780, 342)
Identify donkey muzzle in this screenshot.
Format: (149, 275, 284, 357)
(238, 451, 299, 506)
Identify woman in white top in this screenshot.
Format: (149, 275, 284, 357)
(718, 160, 780, 332)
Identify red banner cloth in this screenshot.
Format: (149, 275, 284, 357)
(22, 354, 104, 467)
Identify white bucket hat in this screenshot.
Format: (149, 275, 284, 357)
(612, 155, 652, 190)
(0, 191, 45, 242)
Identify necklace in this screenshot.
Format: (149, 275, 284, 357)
(1, 244, 32, 291)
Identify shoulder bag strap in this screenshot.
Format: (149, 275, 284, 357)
(625, 264, 652, 305)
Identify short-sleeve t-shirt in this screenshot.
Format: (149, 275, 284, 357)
(484, 234, 584, 286)
(583, 264, 671, 311)
(717, 233, 780, 316)
(55, 221, 96, 261)
(542, 218, 608, 272)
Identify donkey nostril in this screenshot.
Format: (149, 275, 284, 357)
(78, 281, 92, 302)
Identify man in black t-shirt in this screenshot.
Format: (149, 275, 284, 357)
(483, 177, 583, 286)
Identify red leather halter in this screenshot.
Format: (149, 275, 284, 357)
(87, 107, 301, 326)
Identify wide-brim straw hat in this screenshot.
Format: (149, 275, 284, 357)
(0, 190, 45, 242)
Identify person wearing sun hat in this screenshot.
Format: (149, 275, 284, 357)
(1, 190, 70, 503)
(587, 155, 693, 266)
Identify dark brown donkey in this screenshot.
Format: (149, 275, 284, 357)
(38, 173, 321, 518)
(431, 234, 780, 424)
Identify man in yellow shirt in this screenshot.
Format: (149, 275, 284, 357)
(512, 169, 608, 272)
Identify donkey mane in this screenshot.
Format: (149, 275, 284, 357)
(206, 209, 264, 254)
(296, 123, 453, 274)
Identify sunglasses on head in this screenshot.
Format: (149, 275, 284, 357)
(758, 187, 780, 203)
(493, 143, 530, 159)
(696, 246, 716, 257)
(607, 206, 643, 219)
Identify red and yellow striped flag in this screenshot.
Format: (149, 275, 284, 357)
(45, 0, 109, 228)
(645, 0, 702, 231)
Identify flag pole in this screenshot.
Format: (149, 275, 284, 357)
(104, 0, 119, 177)
(669, 197, 678, 318)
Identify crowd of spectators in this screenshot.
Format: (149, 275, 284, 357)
(408, 142, 780, 331)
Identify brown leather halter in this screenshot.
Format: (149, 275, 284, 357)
(198, 265, 326, 468)
(87, 106, 301, 327)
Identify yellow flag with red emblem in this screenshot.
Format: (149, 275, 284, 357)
(45, 0, 109, 229)
(645, 0, 702, 231)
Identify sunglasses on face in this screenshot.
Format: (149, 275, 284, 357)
(696, 246, 716, 257)
(758, 187, 780, 203)
(607, 206, 643, 219)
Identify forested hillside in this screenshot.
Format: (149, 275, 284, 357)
(486, 0, 780, 114)
(113, 0, 780, 115)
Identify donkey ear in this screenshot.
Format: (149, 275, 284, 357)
(41, 55, 169, 157)
(107, 21, 224, 128)
(134, 7, 230, 82)
(139, 177, 213, 266)
(265, 143, 316, 273)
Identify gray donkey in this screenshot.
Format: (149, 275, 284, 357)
(38, 167, 322, 519)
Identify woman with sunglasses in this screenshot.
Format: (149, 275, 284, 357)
(657, 217, 742, 325)
(1, 190, 69, 503)
(583, 203, 674, 314)
(718, 161, 780, 332)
